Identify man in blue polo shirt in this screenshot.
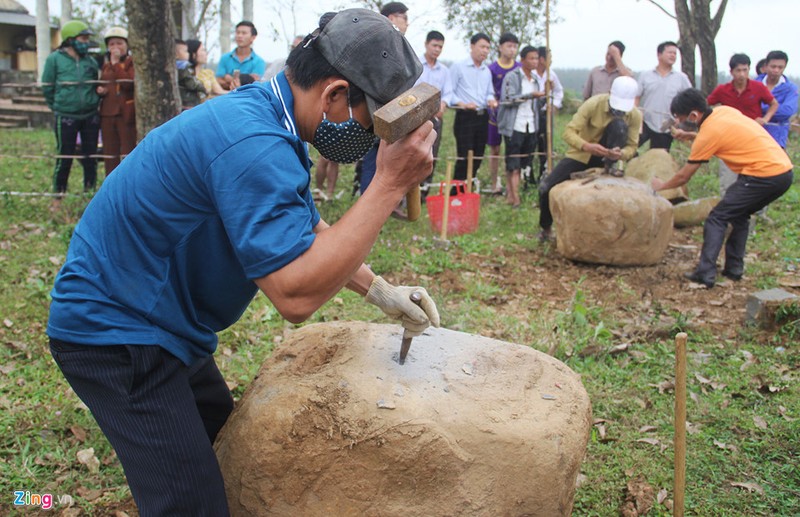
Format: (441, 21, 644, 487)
(216, 20, 267, 89)
(47, 10, 439, 515)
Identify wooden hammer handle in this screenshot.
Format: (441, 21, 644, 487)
(406, 185, 421, 222)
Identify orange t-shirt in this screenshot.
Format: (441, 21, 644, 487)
(688, 106, 792, 177)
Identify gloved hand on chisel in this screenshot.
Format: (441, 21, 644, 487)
(365, 276, 440, 337)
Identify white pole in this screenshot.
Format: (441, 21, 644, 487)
(36, 0, 51, 83)
(220, 0, 231, 55)
(60, 0, 72, 26)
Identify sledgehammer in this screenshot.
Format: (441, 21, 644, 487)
(372, 82, 441, 222)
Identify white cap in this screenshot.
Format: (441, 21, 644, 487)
(609, 76, 638, 112)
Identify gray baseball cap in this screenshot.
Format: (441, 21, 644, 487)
(314, 9, 422, 121)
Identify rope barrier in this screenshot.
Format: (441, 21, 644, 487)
(3, 80, 134, 87)
(0, 153, 128, 160)
(0, 151, 555, 161)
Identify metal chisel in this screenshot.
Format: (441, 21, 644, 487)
(398, 291, 422, 365)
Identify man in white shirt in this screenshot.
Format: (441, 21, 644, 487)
(533, 46, 564, 183)
(416, 30, 453, 200)
(449, 33, 499, 183)
(497, 46, 546, 207)
(636, 41, 692, 150)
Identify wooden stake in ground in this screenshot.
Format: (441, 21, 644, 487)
(674, 332, 688, 517)
(440, 161, 453, 242)
(545, 0, 553, 176)
(466, 149, 474, 193)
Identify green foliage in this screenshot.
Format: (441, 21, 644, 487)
(442, 0, 553, 49)
(72, 0, 127, 31)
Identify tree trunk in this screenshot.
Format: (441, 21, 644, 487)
(694, 0, 729, 94)
(125, 0, 180, 139)
(36, 0, 50, 82)
(181, 0, 195, 39)
(243, 0, 253, 21)
(220, 0, 231, 55)
(695, 30, 717, 95)
(673, 0, 696, 87)
(60, 0, 72, 26)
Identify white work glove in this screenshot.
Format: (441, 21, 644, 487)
(365, 276, 440, 338)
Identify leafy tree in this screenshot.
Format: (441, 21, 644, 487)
(263, 0, 301, 52)
(71, 0, 127, 30)
(442, 0, 553, 50)
(179, 0, 217, 40)
(643, 0, 729, 94)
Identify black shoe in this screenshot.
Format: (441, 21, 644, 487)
(683, 271, 714, 288)
(721, 270, 742, 281)
(538, 228, 553, 243)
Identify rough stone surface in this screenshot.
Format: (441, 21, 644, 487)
(625, 149, 688, 203)
(215, 322, 592, 517)
(672, 197, 720, 227)
(551, 176, 674, 266)
(746, 288, 800, 329)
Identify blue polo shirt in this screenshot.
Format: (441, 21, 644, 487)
(216, 48, 267, 77)
(47, 73, 319, 365)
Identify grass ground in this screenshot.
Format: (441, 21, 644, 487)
(0, 109, 798, 516)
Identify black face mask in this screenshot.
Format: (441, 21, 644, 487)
(71, 40, 90, 57)
(676, 111, 701, 132)
(312, 102, 375, 164)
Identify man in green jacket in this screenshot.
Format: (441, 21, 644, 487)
(41, 20, 101, 194)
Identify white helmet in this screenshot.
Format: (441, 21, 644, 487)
(104, 26, 128, 43)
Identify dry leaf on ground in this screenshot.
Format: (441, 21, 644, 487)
(620, 475, 655, 517)
(76, 447, 100, 473)
(730, 481, 764, 494)
(753, 415, 768, 430)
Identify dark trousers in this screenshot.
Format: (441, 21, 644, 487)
(50, 340, 233, 516)
(538, 117, 629, 229)
(101, 114, 137, 174)
(421, 117, 443, 201)
(638, 123, 673, 151)
(504, 130, 536, 172)
(535, 109, 552, 181)
(694, 170, 793, 284)
(453, 110, 489, 182)
(53, 114, 100, 193)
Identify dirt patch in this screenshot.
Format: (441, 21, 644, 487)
(393, 225, 798, 343)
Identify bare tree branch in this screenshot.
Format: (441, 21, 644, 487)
(710, 0, 729, 35)
(641, 0, 676, 20)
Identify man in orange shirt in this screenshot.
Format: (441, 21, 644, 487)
(653, 88, 793, 288)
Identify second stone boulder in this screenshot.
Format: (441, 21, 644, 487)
(550, 176, 673, 266)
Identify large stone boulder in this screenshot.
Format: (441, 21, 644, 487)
(626, 148, 688, 203)
(550, 176, 673, 266)
(672, 197, 720, 227)
(215, 322, 592, 517)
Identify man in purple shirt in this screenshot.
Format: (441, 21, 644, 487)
(487, 33, 521, 194)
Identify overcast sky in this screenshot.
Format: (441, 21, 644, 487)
(19, 0, 800, 78)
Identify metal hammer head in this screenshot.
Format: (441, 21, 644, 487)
(372, 82, 441, 143)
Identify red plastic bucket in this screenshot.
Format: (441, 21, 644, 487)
(426, 180, 480, 236)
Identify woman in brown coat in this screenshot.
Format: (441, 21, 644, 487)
(96, 26, 136, 175)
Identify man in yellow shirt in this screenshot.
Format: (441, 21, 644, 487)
(653, 88, 793, 288)
(538, 76, 641, 241)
